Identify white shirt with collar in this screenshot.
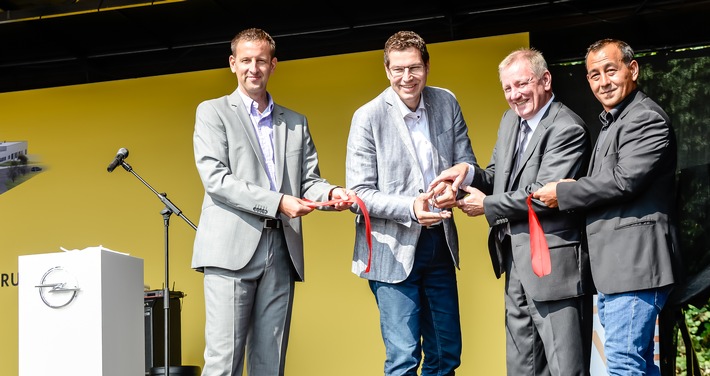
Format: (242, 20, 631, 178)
(237, 88, 277, 191)
(393, 95, 442, 221)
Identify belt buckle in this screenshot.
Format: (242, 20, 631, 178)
(263, 218, 281, 229)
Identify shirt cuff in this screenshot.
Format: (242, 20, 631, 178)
(410, 197, 418, 222)
(461, 163, 476, 187)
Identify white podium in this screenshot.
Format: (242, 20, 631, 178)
(18, 247, 145, 376)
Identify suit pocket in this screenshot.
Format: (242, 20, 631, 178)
(614, 218, 657, 230)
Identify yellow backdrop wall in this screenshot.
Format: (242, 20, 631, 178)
(0, 32, 528, 375)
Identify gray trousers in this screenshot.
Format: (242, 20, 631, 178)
(201, 228, 295, 376)
(504, 244, 592, 376)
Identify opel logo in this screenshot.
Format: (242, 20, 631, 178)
(35, 266, 80, 308)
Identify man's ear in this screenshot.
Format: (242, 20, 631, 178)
(629, 59, 640, 81)
(542, 70, 552, 89)
(229, 55, 237, 73)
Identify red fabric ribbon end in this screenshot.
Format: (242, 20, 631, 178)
(303, 195, 373, 273)
(527, 194, 551, 277)
(354, 196, 372, 272)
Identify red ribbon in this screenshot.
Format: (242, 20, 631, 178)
(303, 195, 373, 272)
(527, 193, 551, 277)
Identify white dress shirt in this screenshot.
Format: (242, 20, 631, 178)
(237, 88, 277, 191)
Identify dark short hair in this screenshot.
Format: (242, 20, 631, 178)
(231, 28, 276, 58)
(585, 38, 634, 66)
(384, 31, 429, 67)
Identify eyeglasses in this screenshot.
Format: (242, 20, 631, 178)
(388, 64, 425, 77)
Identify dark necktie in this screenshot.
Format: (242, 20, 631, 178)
(508, 120, 530, 191)
(506, 120, 552, 277)
(497, 120, 532, 246)
(509, 120, 550, 277)
(513, 120, 530, 174)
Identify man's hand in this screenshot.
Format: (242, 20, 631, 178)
(533, 178, 575, 208)
(430, 180, 457, 209)
(329, 187, 356, 211)
(456, 185, 486, 217)
(414, 191, 452, 227)
(278, 195, 316, 218)
(428, 163, 470, 193)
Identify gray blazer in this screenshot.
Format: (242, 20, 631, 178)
(473, 99, 592, 301)
(557, 90, 679, 294)
(346, 86, 477, 283)
(192, 89, 336, 282)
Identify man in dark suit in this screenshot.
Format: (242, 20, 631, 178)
(346, 31, 477, 376)
(430, 48, 593, 375)
(534, 39, 679, 376)
(192, 28, 353, 376)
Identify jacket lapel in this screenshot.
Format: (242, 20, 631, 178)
(272, 104, 286, 191)
(509, 101, 558, 184)
(501, 114, 520, 188)
(424, 92, 443, 175)
(521, 101, 557, 164)
(228, 90, 271, 184)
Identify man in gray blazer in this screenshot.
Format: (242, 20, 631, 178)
(346, 31, 477, 376)
(534, 39, 679, 375)
(192, 28, 353, 376)
(430, 48, 593, 375)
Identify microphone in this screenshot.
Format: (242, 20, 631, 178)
(106, 148, 129, 172)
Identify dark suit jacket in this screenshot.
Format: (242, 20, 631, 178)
(557, 90, 679, 294)
(192, 89, 336, 282)
(472, 99, 593, 301)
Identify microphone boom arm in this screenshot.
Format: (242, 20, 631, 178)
(120, 161, 197, 230)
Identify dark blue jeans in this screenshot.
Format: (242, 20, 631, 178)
(369, 227, 462, 376)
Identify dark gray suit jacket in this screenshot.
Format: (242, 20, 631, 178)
(472, 99, 593, 301)
(557, 90, 679, 294)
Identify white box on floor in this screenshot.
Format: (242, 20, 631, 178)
(18, 247, 144, 376)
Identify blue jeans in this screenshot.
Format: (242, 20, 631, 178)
(597, 286, 671, 376)
(369, 227, 462, 376)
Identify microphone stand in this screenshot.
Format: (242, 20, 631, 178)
(117, 160, 197, 376)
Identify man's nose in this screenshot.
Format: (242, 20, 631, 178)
(599, 73, 611, 86)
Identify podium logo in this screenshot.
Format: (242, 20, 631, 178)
(35, 267, 80, 308)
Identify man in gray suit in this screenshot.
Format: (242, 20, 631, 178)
(345, 31, 477, 376)
(192, 28, 353, 376)
(534, 39, 679, 375)
(430, 48, 593, 375)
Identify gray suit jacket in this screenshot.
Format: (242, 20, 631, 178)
(557, 90, 679, 294)
(192, 89, 336, 282)
(346, 86, 477, 283)
(473, 99, 592, 301)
